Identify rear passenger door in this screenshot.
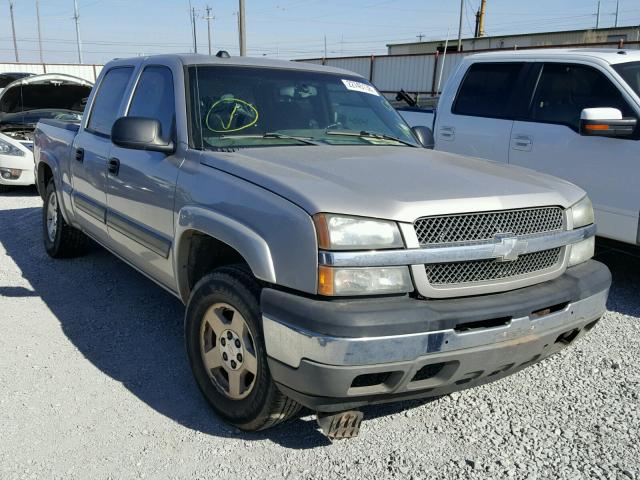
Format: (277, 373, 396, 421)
(509, 62, 640, 244)
(71, 66, 133, 244)
(105, 65, 181, 289)
(435, 62, 526, 163)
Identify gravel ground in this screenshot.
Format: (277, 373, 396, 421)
(0, 188, 638, 480)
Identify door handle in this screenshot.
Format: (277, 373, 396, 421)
(108, 157, 120, 176)
(75, 148, 84, 162)
(439, 126, 455, 141)
(511, 135, 533, 151)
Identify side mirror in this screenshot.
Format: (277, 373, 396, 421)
(579, 108, 637, 138)
(411, 125, 435, 149)
(111, 117, 175, 154)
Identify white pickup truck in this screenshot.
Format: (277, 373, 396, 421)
(401, 49, 640, 246)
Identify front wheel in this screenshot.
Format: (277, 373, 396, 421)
(185, 265, 301, 431)
(43, 181, 87, 258)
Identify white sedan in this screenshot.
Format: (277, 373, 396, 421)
(0, 73, 92, 192)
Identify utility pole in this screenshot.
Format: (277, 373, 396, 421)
(192, 7, 198, 53)
(9, 0, 19, 62)
(204, 6, 214, 55)
(417, 33, 425, 42)
(596, 0, 600, 29)
(323, 35, 327, 58)
(73, 0, 83, 63)
(36, 0, 44, 62)
(457, 0, 464, 51)
(614, 0, 619, 27)
(238, 0, 246, 56)
(474, 0, 487, 37)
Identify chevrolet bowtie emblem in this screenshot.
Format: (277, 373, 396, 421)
(492, 233, 528, 262)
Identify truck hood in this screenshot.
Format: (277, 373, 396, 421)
(200, 146, 585, 222)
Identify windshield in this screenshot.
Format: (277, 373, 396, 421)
(613, 61, 640, 97)
(188, 65, 418, 149)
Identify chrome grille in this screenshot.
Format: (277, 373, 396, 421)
(414, 207, 564, 246)
(425, 248, 562, 287)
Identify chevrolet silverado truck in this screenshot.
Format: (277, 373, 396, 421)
(402, 49, 640, 247)
(34, 53, 611, 439)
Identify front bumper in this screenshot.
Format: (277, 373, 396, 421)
(262, 260, 610, 411)
(0, 151, 35, 187)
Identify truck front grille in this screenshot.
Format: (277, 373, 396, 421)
(425, 247, 562, 287)
(414, 207, 564, 246)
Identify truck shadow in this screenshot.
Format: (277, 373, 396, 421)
(2, 206, 636, 449)
(595, 241, 640, 318)
(0, 206, 437, 449)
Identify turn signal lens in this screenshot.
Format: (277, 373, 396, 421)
(318, 265, 412, 296)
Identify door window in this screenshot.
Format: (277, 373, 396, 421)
(529, 63, 634, 131)
(87, 67, 133, 136)
(453, 62, 524, 118)
(128, 66, 176, 142)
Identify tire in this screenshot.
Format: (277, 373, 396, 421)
(43, 180, 87, 258)
(185, 265, 301, 431)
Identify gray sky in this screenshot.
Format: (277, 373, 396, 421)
(1, 0, 639, 64)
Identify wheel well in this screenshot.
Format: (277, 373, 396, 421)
(186, 231, 248, 293)
(37, 163, 53, 199)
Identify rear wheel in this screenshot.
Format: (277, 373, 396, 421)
(43, 181, 87, 258)
(185, 265, 301, 431)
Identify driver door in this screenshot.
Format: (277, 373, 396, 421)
(509, 62, 640, 244)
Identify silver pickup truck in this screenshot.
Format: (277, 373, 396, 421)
(34, 53, 611, 439)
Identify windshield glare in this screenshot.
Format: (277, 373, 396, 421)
(614, 61, 640, 98)
(188, 65, 417, 149)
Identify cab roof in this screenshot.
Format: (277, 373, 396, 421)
(468, 48, 640, 65)
(106, 53, 362, 78)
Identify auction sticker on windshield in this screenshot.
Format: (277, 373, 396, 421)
(342, 79, 379, 96)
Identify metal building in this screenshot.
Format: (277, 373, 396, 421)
(387, 25, 640, 55)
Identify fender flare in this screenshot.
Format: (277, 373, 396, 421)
(174, 206, 276, 301)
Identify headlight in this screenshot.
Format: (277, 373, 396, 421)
(0, 137, 25, 157)
(568, 237, 595, 267)
(314, 214, 404, 250)
(570, 196, 594, 229)
(318, 266, 412, 296)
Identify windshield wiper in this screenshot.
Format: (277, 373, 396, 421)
(325, 129, 418, 147)
(218, 132, 319, 146)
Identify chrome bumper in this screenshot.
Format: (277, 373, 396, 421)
(263, 288, 608, 369)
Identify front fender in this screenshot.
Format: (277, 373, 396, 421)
(175, 206, 277, 301)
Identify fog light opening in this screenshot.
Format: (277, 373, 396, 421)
(0, 168, 21, 180)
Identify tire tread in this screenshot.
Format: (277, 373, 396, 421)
(187, 264, 301, 432)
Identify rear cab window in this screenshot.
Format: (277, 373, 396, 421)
(453, 62, 525, 118)
(86, 67, 134, 136)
